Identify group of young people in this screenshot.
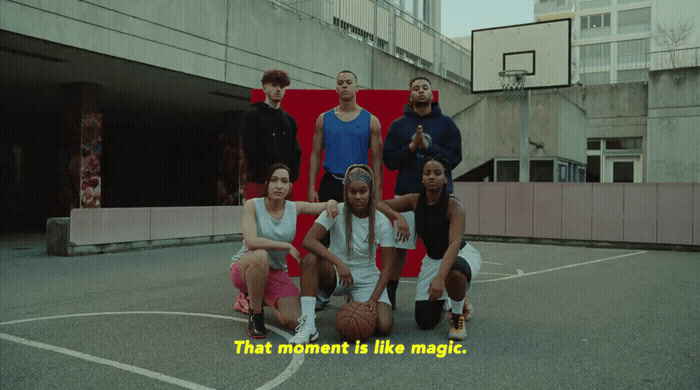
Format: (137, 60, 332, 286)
(231, 69, 482, 344)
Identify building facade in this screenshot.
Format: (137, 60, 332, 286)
(534, 0, 700, 183)
(0, 0, 471, 232)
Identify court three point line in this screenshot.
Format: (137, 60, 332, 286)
(0, 332, 215, 390)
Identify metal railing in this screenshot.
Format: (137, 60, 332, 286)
(273, 0, 471, 87)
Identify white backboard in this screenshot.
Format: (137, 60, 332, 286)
(471, 19, 571, 93)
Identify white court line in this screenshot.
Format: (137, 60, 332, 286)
(0, 332, 215, 390)
(0, 311, 303, 390)
(479, 272, 517, 276)
(395, 251, 647, 284)
(474, 251, 647, 283)
(482, 261, 503, 265)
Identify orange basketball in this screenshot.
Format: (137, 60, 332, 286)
(335, 301, 376, 342)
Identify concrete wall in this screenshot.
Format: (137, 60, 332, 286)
(56, 183, 699, 256)
(451, 91, 587, 177)
(1, 0, 229, 82)
(557, 94, 588, 163)
(455, 182, 699, 247)
(646, 67, 700, 182)
(561, 83, 648, 140)
(453, 98, 489, 177)
(1, 0, 448, 90)
(651, 0, 700, 71)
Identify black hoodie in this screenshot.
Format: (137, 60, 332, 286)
(242, 102, 302, 183)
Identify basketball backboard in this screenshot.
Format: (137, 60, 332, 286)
(471, 19, 571, 93)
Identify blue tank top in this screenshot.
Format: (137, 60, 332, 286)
(231, 198, 296, 271)
(322, 108, 370, 174)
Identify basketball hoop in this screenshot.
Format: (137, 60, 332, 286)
(499, 70, 527, 100)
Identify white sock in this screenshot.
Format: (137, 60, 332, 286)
(450, 298, 465, 315)
(300, 296, 316, 328)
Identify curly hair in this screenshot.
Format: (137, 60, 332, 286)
(261, 69, 290, 87)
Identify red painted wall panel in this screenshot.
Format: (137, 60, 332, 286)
(251, 89, 438, 276)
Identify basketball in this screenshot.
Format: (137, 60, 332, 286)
(335, 301, 376, 342)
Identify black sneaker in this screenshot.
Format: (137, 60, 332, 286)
(248, 309, 266, 339)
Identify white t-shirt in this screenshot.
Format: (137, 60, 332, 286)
(315, 203, 395, 268)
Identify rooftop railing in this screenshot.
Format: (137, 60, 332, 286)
(273, 0, 472, 87)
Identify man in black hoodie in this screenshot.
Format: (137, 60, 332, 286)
(242, 69, 302, 200)
(382, 77, 462, 310)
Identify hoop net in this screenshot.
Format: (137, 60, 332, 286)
(499, 70, 527, 100)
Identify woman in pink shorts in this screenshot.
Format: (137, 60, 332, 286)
(231, 163, 338, 338)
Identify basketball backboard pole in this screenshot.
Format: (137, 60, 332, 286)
(519, 90, 531, 182)
(471, 19, 572, 183)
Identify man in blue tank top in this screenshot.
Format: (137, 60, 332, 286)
(307, 70, 383, 203)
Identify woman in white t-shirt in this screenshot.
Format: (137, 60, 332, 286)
(290, 164, 395, 345)
(230, 163, 338, 339)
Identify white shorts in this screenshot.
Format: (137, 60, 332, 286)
(392, 210, 417, 250)
(415, 243, 481, 302)
(317, 264, 391, 305)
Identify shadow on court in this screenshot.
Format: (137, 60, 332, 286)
(1, 235, 698, 389)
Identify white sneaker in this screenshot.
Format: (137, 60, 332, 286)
(289, 315, 319, 345)
(465, 303, 473, 321)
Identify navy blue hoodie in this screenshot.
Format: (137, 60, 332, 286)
(383, 102, 462, 195)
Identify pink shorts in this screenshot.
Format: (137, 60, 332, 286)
(230, 262, 300, 308)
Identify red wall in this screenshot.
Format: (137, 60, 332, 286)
(250, 89, 437, 277)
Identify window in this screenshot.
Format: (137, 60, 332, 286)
(605, 138, 642, 150)
(422, 0, 430, 24)
(580, 71, 610, 85)
(581, 13, 610, 29)
(580, 42, 611, 69)
(495, 160, 519, 182)
(612, 162, 634, 182)
(618, 7, 651, 34)
(586, 138, 643, 182)
(587, 155, 601, 182)
(530, 160, 554, 182)
(617, 68, 648, 82)
(580, 0, 612, 9)
(618, 38, 650, 65)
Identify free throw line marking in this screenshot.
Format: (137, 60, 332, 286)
(0, 311, 303, 390)
(395, 251, 647, 283)
(474, 251, 647, 283)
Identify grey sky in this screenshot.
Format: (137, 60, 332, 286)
(441, 0, 535, 38)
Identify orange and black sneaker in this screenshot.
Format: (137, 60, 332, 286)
(248, 308, 266, 339)
(448, 312, 466, 340)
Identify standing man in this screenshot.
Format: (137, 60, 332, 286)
(307, 70, 383, 203)
(382, 77, 462, 309)
(242, 69, 302, 200)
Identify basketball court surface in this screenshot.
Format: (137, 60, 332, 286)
(1, 235, 697, 389)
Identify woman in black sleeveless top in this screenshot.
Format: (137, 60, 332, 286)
(378, 155, 481, 340)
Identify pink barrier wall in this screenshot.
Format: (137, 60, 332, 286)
(70, 206, 243, 245)
(455, 182, 699, 246)
(69, 184, 698, 247)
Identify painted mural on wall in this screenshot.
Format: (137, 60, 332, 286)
(217, 133, 244, 205)
(80, 113, 102, 208)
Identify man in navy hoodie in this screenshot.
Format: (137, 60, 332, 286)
(242, 69, 302, 200)
(382, 77, 462, 309)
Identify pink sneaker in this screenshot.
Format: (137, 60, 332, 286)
(233, 291, 250, 314)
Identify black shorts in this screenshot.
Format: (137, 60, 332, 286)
(452, 250, 472, 283)
(318, 171, 345, 202)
